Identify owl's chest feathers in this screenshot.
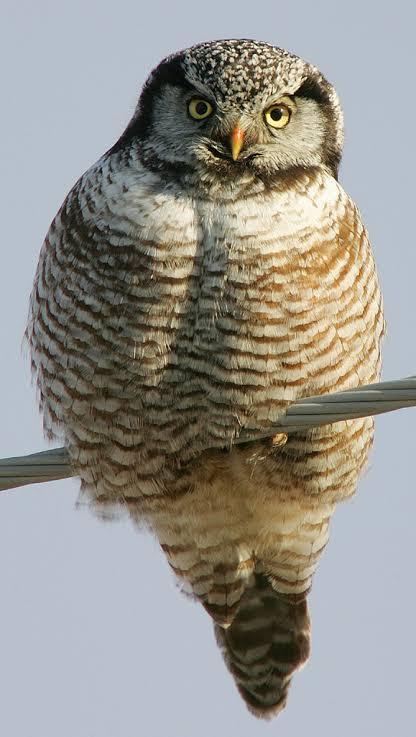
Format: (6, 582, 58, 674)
(56, 166, 379, 446)
(118, 170, 353, 375)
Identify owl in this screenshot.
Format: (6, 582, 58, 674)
(26, 39, 384, 718)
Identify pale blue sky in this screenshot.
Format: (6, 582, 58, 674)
(1, 2, 415, 736)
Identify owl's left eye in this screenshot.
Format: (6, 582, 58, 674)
(264, 103, 291, 129)
(188, 98, 214, 120)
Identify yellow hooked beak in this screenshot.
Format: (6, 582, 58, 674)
(230, 125, 244, 161)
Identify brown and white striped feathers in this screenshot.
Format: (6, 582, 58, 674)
(26, 39, 384, 718)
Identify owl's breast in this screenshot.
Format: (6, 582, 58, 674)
(28, 164, 383, 482)
(157, 170, 381, 436)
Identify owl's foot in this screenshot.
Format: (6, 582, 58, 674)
(271, 433, 288, 447)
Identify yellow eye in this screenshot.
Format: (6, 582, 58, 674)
(264, 103, 291, 129)
(188, 98, 214, 120)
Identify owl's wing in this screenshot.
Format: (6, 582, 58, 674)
(26, 158, 201, 509)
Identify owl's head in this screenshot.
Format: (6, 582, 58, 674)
(112, 40, 344, 183)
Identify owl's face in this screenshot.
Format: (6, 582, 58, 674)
(112, 40, 344, 183)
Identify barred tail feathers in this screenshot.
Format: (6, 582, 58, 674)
(214, 573, 310, 718)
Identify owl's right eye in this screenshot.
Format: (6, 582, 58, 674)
(188, 98, 214, 120)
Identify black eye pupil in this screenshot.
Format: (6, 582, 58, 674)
(195, 101, 208, 116)
(270, 107, 283, 121)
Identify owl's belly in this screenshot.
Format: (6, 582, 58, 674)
(144, 400, 374, 621)
(146, 442, 336, 623)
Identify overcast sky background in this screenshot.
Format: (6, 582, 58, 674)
(1, 2, 415, 736)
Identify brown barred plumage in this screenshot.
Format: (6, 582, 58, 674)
(215, 574, 310, 717)
(26, 40, 384, 718)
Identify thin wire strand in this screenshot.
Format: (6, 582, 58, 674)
(1, 375, 415, 492)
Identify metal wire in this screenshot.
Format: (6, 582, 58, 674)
(1, 375, 415, 492)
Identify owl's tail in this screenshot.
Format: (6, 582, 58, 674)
(214, 573, 310, 719)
